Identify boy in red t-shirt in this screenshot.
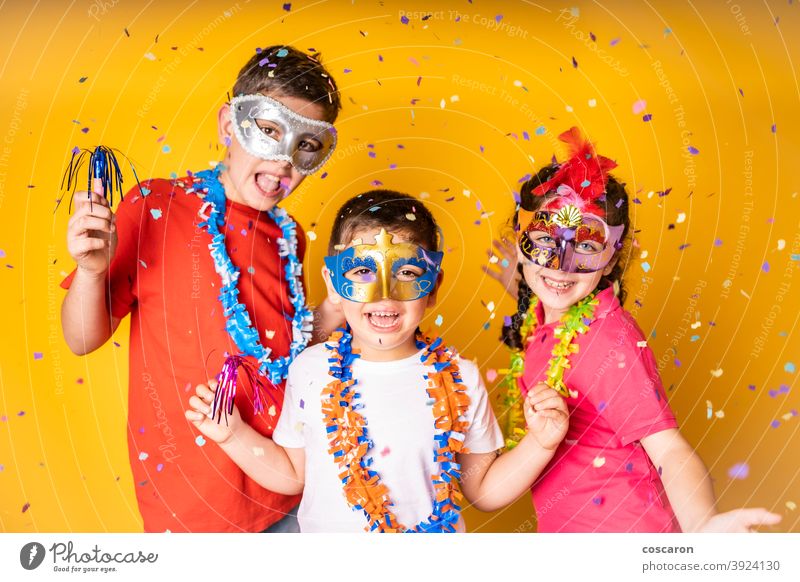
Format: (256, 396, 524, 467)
(61, 46, 343, 532)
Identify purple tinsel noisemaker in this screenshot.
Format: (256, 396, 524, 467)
(211, 355, 282, 425)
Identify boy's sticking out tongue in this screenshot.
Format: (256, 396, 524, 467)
(255, 172, 285, 197)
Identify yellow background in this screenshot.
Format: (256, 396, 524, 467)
(1, 0, 798, 532)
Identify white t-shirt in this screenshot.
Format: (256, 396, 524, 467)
(272, 342, 504, 532)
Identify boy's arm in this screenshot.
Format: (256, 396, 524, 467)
(459, 384, 565, 512)
(61, 186, 121, 354)
(311, 296, 344, 344)
(186, 381, 305, 496)
(61, 269, 121, 355)
(459, 434, 556, 512)
(641, 429, 780, 532)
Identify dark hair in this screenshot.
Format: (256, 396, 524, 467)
(233, 45, 342, 123)
(328, 190, 439, 254)
(501, 164, 631, 350)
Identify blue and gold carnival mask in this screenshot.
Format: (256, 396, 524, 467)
(324, 229, 444, 302)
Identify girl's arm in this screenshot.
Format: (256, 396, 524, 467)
(641, 429, 780, 532)
(459, 384, 566, 512)
(185, 381, 305, 496)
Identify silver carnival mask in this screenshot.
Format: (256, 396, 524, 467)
(229, 94, 337, 175)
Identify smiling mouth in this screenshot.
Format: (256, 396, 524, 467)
(541, 274, 576, 291)
(366, 310, 400, 330)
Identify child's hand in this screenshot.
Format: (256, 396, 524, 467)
(481, 236, 520, 301)
(524, 383, 569, 450)
(697, 508, 782, 533)
(67, 179, 117, 276)
(185, 380, 240, 445)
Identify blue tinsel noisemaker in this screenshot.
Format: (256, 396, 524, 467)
(58, 145, 142, 212)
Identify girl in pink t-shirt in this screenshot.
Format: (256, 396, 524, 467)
(493, 127, 781, 533)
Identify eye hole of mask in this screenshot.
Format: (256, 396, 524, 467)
(344, 266, 377, 283)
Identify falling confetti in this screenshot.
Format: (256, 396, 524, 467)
(710, 368, 723, 378)
(785, 362, 796, 373)
(592, 456, 606, 468)
(195, 435, 206, 446)
(150, 209, 162, 220)
(33, 352, 43, 360)
(138, 452, 149, 461)
(434, 314, 443, 327)
(632, 99, 647, 114)
(687, 146, 700, 155)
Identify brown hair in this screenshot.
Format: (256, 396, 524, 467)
(233, 45, 342, 123)
(328, 190, 439, 254)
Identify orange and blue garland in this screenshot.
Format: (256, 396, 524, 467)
(322, 326, 470, 533)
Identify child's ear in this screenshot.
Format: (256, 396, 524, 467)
(602, 256, 619, 276)
(217, 103, 233, 146)
(426, 270, 445, 309)
(322, 267, 342, 305)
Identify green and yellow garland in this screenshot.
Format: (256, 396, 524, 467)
(499, 292, 599, 449)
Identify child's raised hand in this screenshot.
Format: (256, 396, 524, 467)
(481, 236, 520, 301)
(185, 380, 240, 445)
(524, 383, 569, 450)
(67, 179, 117, 276)
(698, 508, 782, 533)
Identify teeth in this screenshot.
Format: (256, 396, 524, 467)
(543, 276, 574, 289)
(368, 312, 399, 329)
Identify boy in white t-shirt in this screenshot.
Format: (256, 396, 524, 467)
(186, 191, 569, 532)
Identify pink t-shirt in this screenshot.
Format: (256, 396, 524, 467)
(521, 287, 680, 532)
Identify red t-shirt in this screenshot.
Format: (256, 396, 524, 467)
(521, 287, 680, 532)
(62, 174, 303, 532)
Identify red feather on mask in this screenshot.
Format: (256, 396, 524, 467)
(532, 127, 617, 216)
